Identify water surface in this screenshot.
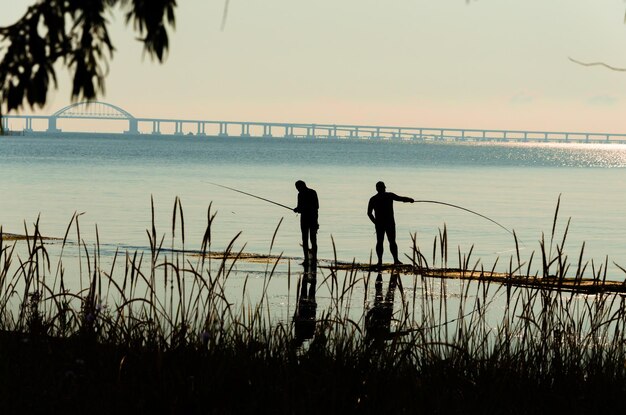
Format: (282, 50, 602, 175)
(1, 134, 625, 279)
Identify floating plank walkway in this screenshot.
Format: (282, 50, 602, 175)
(316, 261, 626, 294)
(196, 251, 626, 295)
(4, 234, 622, 295)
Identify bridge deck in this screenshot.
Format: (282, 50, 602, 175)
(4, 102, 626, 144)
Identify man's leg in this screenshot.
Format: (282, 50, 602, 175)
(375, 225, 385, 266)
(301, 222, 310, 261)
(387, 225, 401, 264)
(309, 224, 317, 261)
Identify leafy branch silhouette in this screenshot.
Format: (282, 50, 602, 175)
(0, 0, 177, 120)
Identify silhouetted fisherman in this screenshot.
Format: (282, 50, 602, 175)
(293, 180, 319, 263)
(293, 262, 317, 347)
(365, 272, 399, 342)
(367, 181, 414, 268)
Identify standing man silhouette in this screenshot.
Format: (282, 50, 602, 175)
(367, 181, 414, 268)
(294, 180, 319, 264)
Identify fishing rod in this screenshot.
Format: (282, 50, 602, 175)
(207, 181, 514, 238)
(207, 181, 294, 211)
(413, 199, 515, 237)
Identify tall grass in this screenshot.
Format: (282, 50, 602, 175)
(1, 198, 626, 413)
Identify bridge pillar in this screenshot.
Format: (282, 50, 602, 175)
(331, 126, 337, 138)
(47, 116, 61, 133)
(263, 125, 272, 138)
(125, 118, 138, 134)
(355, 128, 359, 138)
(284, 126, 293, 138)
(152, 121, 161, 135)
(175, 122, 184, 135)
(24, 117, 33, 132)
(218, 122, 228, 137)
(197, 122, 206, 136)
(240, 124, 250, 137)
(1, 116, 9, 132)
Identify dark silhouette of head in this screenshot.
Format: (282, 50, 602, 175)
(295, 180, 307, 192)
(376, 181, 386, 193)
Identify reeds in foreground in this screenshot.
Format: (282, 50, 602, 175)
(0, 198, 626, 414)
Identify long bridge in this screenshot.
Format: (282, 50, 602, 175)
(2, 101, 626, 144)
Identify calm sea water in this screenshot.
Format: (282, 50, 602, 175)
(1, 134, 626, 281)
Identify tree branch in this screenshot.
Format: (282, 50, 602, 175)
(568, 57, 626, 72)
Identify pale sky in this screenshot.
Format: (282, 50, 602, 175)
(4, 0, 626, 132)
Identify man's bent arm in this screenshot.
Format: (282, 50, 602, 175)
(367, 199, 376, 224)
(294, 193, 303, 213)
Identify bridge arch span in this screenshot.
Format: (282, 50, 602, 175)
(52, 101, 136, 119)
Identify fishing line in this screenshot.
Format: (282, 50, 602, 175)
(207, 181, 294, 211)
(413, 200, 514, 237)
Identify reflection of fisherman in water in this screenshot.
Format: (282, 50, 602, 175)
(293, 262, 317, 346)
(367, 181, 414, 268)
(365, 272, 400, 342)
(293, 180, 319, 264)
